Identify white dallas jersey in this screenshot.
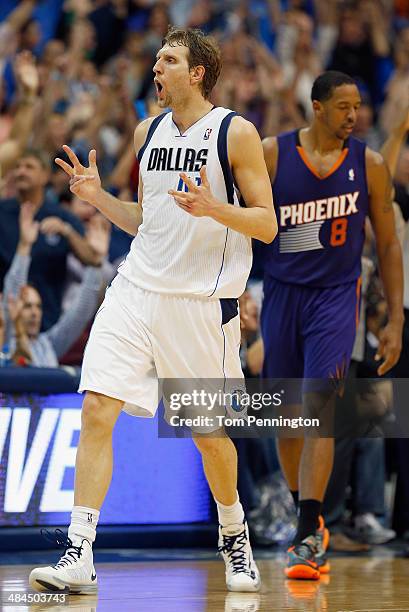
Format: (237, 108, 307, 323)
(118, 107, 252, 298)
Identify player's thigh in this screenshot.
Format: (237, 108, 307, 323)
(302, 283, 358, 433)
(260, 278, 304, 407)
(154, 296, 242, 432)
(153, 295, 242, 378)
(80, 278, 158, 416)
(260, 277, 304, 378)
(303, 282, 358, 381)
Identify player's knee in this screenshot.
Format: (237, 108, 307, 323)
(81, 392, 120, 434)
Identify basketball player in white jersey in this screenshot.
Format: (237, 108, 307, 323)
(29, 27, 277, 594)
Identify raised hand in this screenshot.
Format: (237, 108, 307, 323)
(7, 292, 24, 325)
(168, 166, 217, 217)
(7, 290, 33, 365)
(19, 202, 39, 248)
(64, 0, 93, 19)
(14, 51, 39, 96)
(55, 146, 102, 206)
(86, 214, 111, 264)
(40, 216, 70, 237)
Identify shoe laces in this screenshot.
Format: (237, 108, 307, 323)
(218, 528, 250, 575)
(41, 528, 84, 569)
(315, 527, 324, 553)
(293, 537, 318, 561)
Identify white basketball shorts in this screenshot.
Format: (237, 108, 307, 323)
(79, 274, 244, 422)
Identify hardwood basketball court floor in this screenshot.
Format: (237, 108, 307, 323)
(1, 551, 408, 612)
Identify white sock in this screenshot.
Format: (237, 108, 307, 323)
(68, 505, 100, 545)
(216, 493, 245, 527)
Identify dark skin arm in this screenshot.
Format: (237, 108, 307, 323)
(262, 136, 279, 181)
(366, 148, 404, 375)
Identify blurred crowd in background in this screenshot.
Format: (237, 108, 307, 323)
(0, 0, 408, 553)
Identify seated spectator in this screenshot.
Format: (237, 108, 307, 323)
(0, 148, 100, 329)
(3, 202, 106, 367)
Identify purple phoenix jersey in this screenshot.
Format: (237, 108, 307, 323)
(265, 129, 369, 287)
(261, 130, 369, 386)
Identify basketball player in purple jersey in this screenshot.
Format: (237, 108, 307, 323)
(262, 72, 403, 579)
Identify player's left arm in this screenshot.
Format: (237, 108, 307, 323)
(168, 117, 277, 243)
(367, 148, 404, 375)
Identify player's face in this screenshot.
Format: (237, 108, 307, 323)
(153, 44, 193, 108)
(318, 85, 361, 140)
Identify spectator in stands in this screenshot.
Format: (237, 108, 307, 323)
(0, 51, 39, 178)
(328, 1, 391, 103)
(3, 202, 108, 367)
(354, 102, 383, 151)
(380, 26, 409, 133)
(0, 149, 100, 329)
(0, 0, 37, 77)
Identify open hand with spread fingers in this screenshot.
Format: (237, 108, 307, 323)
(7, 291, 25, 331)
(55, 146, 102, 206)
(168, 166, 218, 217)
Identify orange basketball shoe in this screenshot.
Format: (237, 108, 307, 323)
(285, 535, 320, 580)
(315, 516, 330, 574)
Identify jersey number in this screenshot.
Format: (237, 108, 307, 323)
(177, 176, 202, 192)
(330, 218, 348, 247)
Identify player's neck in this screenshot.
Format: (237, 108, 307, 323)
(303, 123, 344, 154)
(171, 97, 214, 135)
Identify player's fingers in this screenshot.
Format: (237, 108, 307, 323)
(377, 355, 394, 376)
(175, 202, 193, 214)
(88, 149, 97, 168)
(179, 172, 197, 192)
(173, 195, 192, 207)
(55, 158, 74, 176)
(377, 344, 399, 376)
(168, 189, 189, 201)
(62, 145, 82, 171)
(200, 165, 210, 188)
(374, 337, 386, 362)
(70, 176, 96, 189)
(71, 175, 95, 183)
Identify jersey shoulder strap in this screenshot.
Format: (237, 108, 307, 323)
(137, 112, 168, 162)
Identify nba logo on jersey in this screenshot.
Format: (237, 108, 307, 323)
(348, 168, 355, 181)
(203, 128, 212, 140)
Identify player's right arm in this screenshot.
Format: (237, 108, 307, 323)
(55, 118, 155, 236)
(261, 136, 279, 182)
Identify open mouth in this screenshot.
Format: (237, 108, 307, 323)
(155, 80, 164, 97)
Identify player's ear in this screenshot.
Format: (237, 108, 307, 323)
(312, 100, 323, 116)
(190, 65, 205, 87)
